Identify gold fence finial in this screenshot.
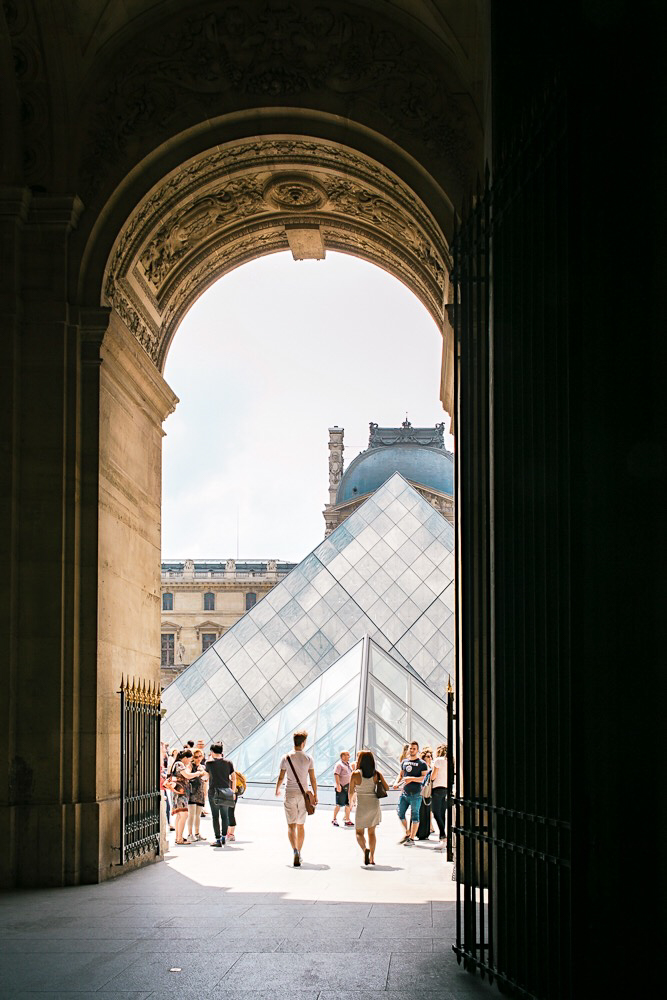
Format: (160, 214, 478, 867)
(447, 673, 453, 694)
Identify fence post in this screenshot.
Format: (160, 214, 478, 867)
(446, 674, 455, 863)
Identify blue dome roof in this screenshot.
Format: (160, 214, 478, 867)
(337, 443, 453, 504)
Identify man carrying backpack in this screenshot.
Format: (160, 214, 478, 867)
(205, 742, 236, 847)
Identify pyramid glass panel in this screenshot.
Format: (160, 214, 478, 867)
(232, 639, 364, 781)
(162, 473, 454, 753)
(226, 636, 447, 789)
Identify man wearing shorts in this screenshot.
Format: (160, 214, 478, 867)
(332, 750, 353, 827)
(393, 740, 429, 845)
(275, 729, 318, 867)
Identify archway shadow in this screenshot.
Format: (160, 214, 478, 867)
(0, 833, 491, 998)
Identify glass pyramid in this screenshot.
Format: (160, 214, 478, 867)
(161, 472, 454, 754)
(230, 636, 447, 791)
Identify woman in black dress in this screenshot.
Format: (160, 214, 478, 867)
(416, 747, 434, 840)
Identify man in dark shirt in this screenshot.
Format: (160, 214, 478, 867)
(205, 743, 236, 847)
(393, 740, 430, 845)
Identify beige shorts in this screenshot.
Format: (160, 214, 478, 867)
(284, 790, 307, 825)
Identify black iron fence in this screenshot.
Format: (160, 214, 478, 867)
(119, 677, 161, 865)
(451, 78, 572, 1000)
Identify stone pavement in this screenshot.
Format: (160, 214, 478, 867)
(0, 801, 493, 999)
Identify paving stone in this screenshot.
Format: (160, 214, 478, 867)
(101, 951, 242, 993)
(0, 951, 140, 993)
(218, 952, 391, 991)
(319, 993, 462, 1000)
(274, 936, 415, 953)
(12, 994, 152, 1000)
(131, 933, 283, 953)
(1, 936, 136, 954)
(280, 921, 365, 939)
(145, 992, 319, 1000)
(1, 802, 462, 996)
(386, 952, 491, 996)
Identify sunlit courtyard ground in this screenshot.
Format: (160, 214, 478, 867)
(0, 801, 492, 999)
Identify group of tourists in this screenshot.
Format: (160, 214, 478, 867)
(161, 731, 451, 867)
(324, 738, 451, 865)
(274, 732, 450, 867)
(161, 739, 245, 847)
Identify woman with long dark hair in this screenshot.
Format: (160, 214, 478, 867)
(169, 749, 193, 845)
(185, 748, 207, 842)
(349, 750, 389, 865)
(416, 746, 434, 840)
(431, 743, 450, 849)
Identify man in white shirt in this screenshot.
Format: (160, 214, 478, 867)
(275, 729, 318, 866)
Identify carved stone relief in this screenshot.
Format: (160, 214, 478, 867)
(80, 1, 477, 197)
(2, 0, 51, 185)
(103, 136, 450, 369)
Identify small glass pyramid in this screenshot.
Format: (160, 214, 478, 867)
(161, 472, 454, 756)
(231, 636, 446, 789)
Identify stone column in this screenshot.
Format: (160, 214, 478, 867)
(0, 185, 178, 887)
(0, 186, 30, 889)
(0, 192, 87, 887)
(94, 312, 177, 882)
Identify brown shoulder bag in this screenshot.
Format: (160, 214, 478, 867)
(287, 755, 316, 815)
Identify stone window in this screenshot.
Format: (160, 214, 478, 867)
(161, 633, 175, 665)
(245, 592, 257, 611)
(202, 633, 216, 652)
(203, 591, 215, 611)
(162, 592, 173, 611)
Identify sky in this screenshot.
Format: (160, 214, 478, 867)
(162, 251, 452, 562)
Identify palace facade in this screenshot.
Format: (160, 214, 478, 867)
(160, 558, 295, 685)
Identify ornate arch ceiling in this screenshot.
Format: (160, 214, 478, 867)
(103, 136, 450, 371)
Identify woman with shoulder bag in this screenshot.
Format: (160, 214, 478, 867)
(416, 747, 434, 840)
(431, 743, 450, 849)
(349, 750, 389, 866)
(167, 749, 193, 845)
(185, 748, 207, 842)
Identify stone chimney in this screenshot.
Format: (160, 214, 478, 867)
(327, 426, 344, 507)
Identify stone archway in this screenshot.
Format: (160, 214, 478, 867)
(87, 127, 460, 884)
(0, 0, 486, 889)
(102, 136, 451, 373)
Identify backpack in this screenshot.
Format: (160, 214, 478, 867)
(235, 770, 247, 796)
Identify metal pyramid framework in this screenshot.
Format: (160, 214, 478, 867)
(161, 472, 454, 756)
(231, 635, 446, 793)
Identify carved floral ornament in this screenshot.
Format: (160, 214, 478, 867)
(80, 1, 476, 197)
(103, 138, 451, 370)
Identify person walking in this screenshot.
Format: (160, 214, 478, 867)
(416, 747, 434, 840)
(227, 770, 246, 842)
(160, 742, 174, 831)
(196, 739, 209, 817)
(205, 742, 236, 847)
(393, 740, 429, 845)
(332, 750, 354, 827)
(185, 748, 207, 842)
(431, 743, 450, 850)
(349, 750, 388, 865)
(275, 729, 317, 867)
(169, 749, 193, 845)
